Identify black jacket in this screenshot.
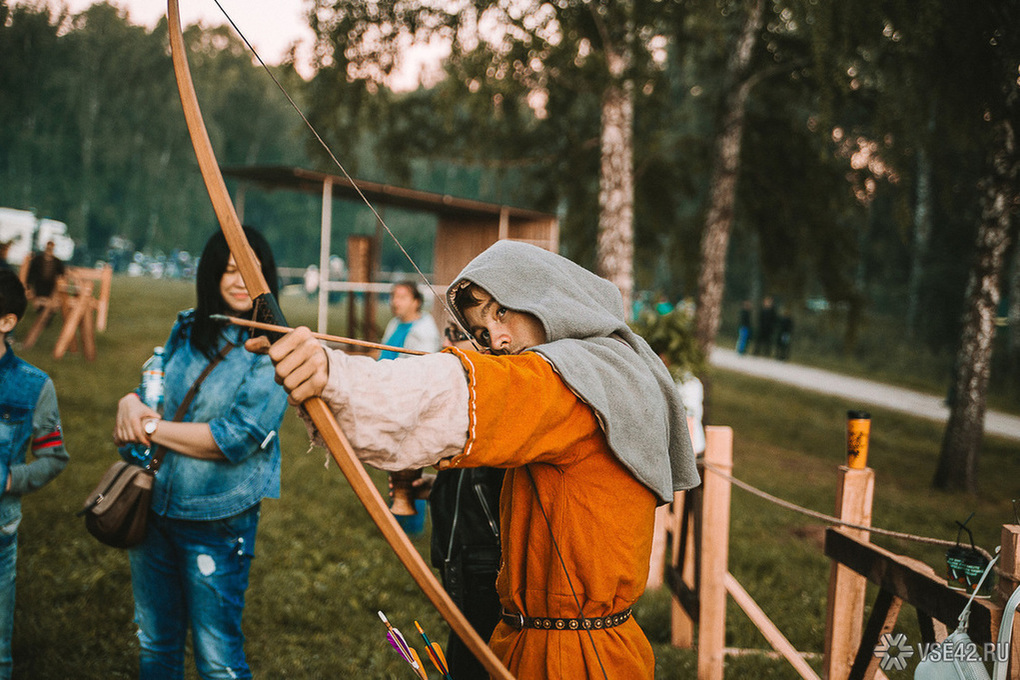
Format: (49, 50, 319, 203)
(430, 466, 504, 603)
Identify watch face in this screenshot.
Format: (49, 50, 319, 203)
(144, 420, 158, 435)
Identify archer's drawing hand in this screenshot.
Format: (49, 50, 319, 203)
(254, 327, 329, 405)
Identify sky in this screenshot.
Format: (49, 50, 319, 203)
(33, 0, 318, 75)
(22, 0, 444, 85)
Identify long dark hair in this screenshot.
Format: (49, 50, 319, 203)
(191, 226, 279, 358)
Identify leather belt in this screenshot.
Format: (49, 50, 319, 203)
(500, 607, 632, 631)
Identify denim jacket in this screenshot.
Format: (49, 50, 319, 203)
(0, 345, 69, 535)
(148, 311, 288, 521)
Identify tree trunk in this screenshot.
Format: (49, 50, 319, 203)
(597, 47, 635, 316)
(934, 117, 1017, 493)
(694, 0, 765, 355)
(1008, 236, 1020, 393)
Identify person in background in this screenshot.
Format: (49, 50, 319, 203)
(753, 295, 776, 356)
(113, 228, 288, 680)
(255, 240, 699, 679)
(0, 242, 13, 273)
(0, 270, 69, 680)
(736, 299, 753, 355)
(24, 241, 65, 305)
(775, 305, 794, 361)
(378, 280, 441, 535)
(378, 280, 441, 359)
(654, 292, 674, 316)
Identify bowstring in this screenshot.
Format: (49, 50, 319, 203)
(525, 466, 610, 680)
(210, 0, 460, 327)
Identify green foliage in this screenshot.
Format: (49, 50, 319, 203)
(0, 2, 319, 265)
(631, 307, 706, 378)
(4, 0, 1019, 361)
(775, 0, 1020, 352)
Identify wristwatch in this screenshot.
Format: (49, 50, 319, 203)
(143, 419, 159, 437)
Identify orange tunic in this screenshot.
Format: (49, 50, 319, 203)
(447, 349, 657, 680)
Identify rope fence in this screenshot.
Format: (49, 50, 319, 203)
(699, 459, 996, 563)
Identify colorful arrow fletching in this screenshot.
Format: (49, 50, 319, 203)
(380, 610, 432, 678)
(386, 631, 412, 664)
(415, 620, 452, 679)
(431, 640, 450, 676)
(408, 647, 430, 680)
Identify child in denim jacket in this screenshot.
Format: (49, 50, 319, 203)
(0, 270, 69, 680)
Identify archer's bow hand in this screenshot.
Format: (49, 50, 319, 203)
(252, 327, 330, 406)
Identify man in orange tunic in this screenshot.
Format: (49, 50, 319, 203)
(257, 241, 700, 679)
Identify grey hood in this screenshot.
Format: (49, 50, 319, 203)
(447, 240, 700, 503)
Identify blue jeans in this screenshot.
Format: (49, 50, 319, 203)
(130, 505, 260, 680)
(736, 327, 751, 354)
(0, 524, 17, 680)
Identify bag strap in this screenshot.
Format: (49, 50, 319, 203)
(148, 342, 235, 472)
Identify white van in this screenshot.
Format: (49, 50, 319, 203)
(0, 207, 75, 266)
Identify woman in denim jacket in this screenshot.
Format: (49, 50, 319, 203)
(114, 228, 287, 680)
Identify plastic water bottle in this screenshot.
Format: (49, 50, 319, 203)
(123, 347, 164, 466)
(140, 347, 165, 412)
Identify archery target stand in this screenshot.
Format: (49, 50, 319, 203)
(21, 264, 111, 361)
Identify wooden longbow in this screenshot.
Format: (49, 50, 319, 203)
(165, 3, 513, 677)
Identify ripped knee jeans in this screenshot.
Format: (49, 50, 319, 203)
(129, 504, 260, 680)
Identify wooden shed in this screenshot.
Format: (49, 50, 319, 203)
(222, 165, 559, 335)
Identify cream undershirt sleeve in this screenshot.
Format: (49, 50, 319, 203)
(299, 349, 470, 470)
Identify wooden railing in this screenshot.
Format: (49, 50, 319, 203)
(652, 424, 1018, 679)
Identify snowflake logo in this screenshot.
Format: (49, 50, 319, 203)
(874, 632, 915, 671)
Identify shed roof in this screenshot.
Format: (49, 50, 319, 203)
(222, 165, 556, 223)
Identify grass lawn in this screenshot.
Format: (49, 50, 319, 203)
(10, 277, 1017, 679)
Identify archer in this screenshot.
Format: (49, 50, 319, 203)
(252, 240, 699, 679)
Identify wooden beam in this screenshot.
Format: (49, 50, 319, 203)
(848, 588, 903, 680)
(824, 528, 997, 643)
(670, 489, 696, 648)
(666, 565, 700, 620)
(725, 572, 822, 680)
(21, 297, 59, 349)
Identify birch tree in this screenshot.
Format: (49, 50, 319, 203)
(692, 0, 765, 354)
(934, 115, 1018, 492)
(307, 0, 691, 309)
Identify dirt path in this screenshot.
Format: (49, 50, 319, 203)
(710, 347, 1020, 442)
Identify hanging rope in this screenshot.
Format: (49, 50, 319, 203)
(699, 459, 995, 563)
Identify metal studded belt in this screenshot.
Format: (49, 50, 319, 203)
(500, 607, 633, 631)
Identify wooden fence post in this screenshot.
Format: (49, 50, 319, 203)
(650, 416, 700, 590)
(996, 524, 1020, 677)
(699, 426, 733, 680)
(670, 488, 695, 648)
(648, 505, 671, 590)
(822, 466, 874, 680)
